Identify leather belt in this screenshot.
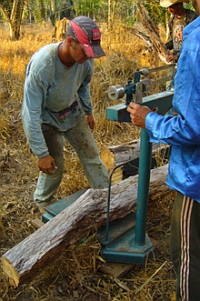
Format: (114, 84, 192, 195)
(57, 101, 78, 119)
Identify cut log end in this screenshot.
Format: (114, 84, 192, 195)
(100, 147, 123, 185)
(1, 257, 20, 288)
(100, 147, 115, 171)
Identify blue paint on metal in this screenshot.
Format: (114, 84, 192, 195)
(106, 91, 174, 122)
(42, 189, 86, 223)
(135, 129, 152, 246)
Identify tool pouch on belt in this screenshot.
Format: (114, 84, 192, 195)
(56, 100, 78, 119)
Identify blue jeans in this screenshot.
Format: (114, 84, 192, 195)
(34, 117, 109, 204)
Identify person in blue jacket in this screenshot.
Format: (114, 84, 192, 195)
(127, 0, 200, 299)
(22, 16, 109, 209)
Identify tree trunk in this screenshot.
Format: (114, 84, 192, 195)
(2, 164, 170, 288)
(123, 2, 169, 64)
(8, 22, 21, 41)
(4, 0, 25, 41)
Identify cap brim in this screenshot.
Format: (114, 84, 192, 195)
(67, 21, 105, 58)
(82, 43, 105, 58)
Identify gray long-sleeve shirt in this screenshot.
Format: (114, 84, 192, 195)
(22, 42, 94, 158)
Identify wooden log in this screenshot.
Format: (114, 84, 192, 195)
(100, 140, 170, 184)
(101, 140, 169, 165)
(100, 140, 141, 168)
(2, 164, 170, 288)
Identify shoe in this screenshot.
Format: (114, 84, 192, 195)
(38, 206, 46, 214)
(35, 198, 57, 214)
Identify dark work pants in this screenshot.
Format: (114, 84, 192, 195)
(34, 117, 109, 203)
(170, 191, 200, 301)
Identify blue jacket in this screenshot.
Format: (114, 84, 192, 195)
(146, 16, 200, 203)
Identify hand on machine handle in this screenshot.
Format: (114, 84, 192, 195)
(127, 102, 151, 128)
(38, 154, 57, 175)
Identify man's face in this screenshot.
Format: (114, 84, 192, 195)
(70, 39, 92, 64)
(168, 3, 183, 15)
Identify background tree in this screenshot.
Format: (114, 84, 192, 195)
(0, 0, 25, 40)
(0, 0, 73, 40)
(0, 0, 48, 40)
(72, 0, 106, 19)
(35, 0, 73, 25)
(1, 0, 192, 42)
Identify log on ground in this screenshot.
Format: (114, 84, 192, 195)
(2, 164, 170, 288)
(100, 140, 170, 184)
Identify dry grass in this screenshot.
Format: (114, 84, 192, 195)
(0, 21, 176, 301)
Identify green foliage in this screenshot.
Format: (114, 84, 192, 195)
(114, 0, 138, 24)
(34, 0, 47, 21)
(0, 0, 196, 40)
(185, 2, 197, 11)
(142, 0, 167, 26)
(72, 0, 106, 19)
(0, 0, 12, 20)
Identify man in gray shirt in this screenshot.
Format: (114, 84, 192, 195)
(22, 16, 109, 209)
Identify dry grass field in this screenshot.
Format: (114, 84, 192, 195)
(0, 21, 176, 301)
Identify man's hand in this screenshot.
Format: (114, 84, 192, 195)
(166, 54, 178, 63)
(127, 103, 151, 128)
(38, 154, 57, 175)
(86, 114, 95, 130)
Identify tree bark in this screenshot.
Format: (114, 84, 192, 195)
(1, 164, 171, 288)
(9, 0, 25, 40)
(122, 2, 169, 64)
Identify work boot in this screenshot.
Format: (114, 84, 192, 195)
(35, 198, 56, 214)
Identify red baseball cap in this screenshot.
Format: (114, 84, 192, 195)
(67, 16, 105, 58)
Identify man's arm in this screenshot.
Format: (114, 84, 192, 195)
(22, 68, 57, 174)
(77, 61, 95, 130)
(22, 71, 49, 158)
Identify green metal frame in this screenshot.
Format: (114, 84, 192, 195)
(99, 68, 174, 264)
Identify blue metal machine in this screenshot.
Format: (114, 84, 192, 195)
(97, 64, 176, 264)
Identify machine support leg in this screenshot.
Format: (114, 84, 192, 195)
(135, 129, 152, 246)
